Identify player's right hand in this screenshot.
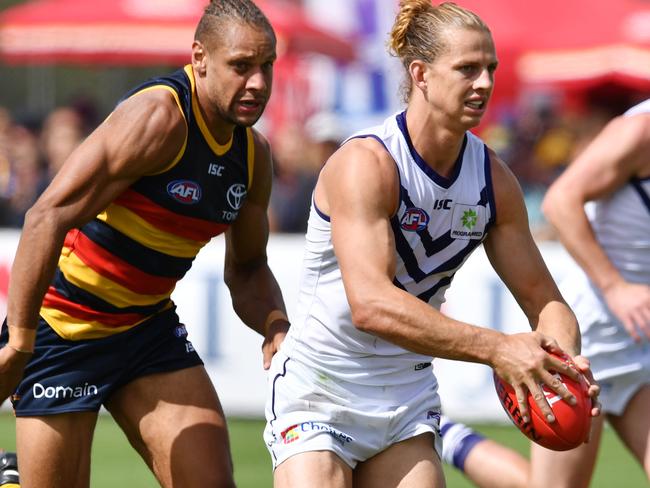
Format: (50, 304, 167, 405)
(0, 345, 31, 405)
(261, 319, 289, 370)
(490, 331, 579, 425)
(603, 281, 650, 342)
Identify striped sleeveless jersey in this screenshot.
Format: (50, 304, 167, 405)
(281, 111, 496, 385)
(588, 99, 650, 283)
(40, 65, 255, 339)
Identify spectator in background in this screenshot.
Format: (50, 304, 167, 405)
(268, 112, 343, 233)
(0, 108, 12, 225)
(0, 104, 91, 228)
(268, 123, 313, 233)
(304, 111, 346, 174)
(0, 124, 48, 228)
(40, 106, 86, 181)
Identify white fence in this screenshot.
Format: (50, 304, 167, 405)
(0, 230, 579, 422)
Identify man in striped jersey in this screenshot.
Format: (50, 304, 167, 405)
(0, 1, 289, 487)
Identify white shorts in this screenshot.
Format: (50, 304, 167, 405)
(264, 351, 442, 469)
(581, 316, 650, 415)
(561, 272, 650, 415)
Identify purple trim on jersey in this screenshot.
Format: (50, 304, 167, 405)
(483, 145, 497, 230)
(631, 178, 650, 215)
(395, 111, 467, 188)
(268, 356, 291, 428)
(266, 355, 291, 464)
(313, 199, 331, 222)
(389, 141, 493, 298)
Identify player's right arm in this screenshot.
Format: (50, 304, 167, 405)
(542, 113, 650, 341)
(0, 88, 187, 402)
(317, 138, 575, 421)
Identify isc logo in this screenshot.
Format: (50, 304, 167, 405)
(433, 199, 452, 210)
(400, 207, 430, 231)
(167, 180, 202, 205)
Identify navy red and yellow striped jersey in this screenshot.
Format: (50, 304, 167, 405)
(40, 65, 255, 340)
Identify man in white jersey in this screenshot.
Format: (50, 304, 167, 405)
(264, 2, 599, 487)
(438, 100, 650, 488)
(533, 100, 650, 486)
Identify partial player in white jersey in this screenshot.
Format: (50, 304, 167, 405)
(535, 100, 650, 486)
(434, 100, 650, 488)
(264, 2, 599, 487)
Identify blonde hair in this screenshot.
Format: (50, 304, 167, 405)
(389, 1, 491, 101)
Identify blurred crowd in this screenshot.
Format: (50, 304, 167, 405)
(0, 95, 638, 236)
(0, 105, 90, 228)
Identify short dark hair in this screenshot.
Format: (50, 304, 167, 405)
(194, 0, 276, 47)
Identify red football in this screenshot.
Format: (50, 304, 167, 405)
(493, 352, 591, 451)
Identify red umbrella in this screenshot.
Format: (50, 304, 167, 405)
(516, 3, 650, 91)
(0, 0, 355, 65)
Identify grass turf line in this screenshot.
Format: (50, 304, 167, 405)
(0, 413, 646, 487)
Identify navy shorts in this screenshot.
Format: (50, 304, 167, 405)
(0, 308, 203, 416)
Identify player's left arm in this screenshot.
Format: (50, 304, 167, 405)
(484, 150, 579, 354)
(543, 113, 650, 341)
(484, 151, 584, 376)
(224, 129, 289, 369)
(484, 150, 600, 416)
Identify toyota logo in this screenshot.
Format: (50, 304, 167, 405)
(227, 184, 247, 210)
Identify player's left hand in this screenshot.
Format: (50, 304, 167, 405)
(571, 354, 601, 442)
(261, 319, 289, 370)
(570, 355, 601, 416)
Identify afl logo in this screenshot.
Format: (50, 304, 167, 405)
(227, 183, 247, 210)
(167, 180, 202, 205)
(400, 207, 430, 231)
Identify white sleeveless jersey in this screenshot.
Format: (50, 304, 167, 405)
(590, 100, 650, 283)
(559, 100, 650, 409)
(562, 99, 650, 330)
(624, 98, 650, 116)
(281, 111, 496, 385)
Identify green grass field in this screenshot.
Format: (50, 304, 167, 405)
(0, 413, 646, 487)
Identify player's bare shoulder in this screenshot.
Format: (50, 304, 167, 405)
(317, 136, 399, 217)
(621, 111, 650, 177)
(102, 87, 188, 176)
(322, 136, 397, 187)
(117, 87, 186, 134)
